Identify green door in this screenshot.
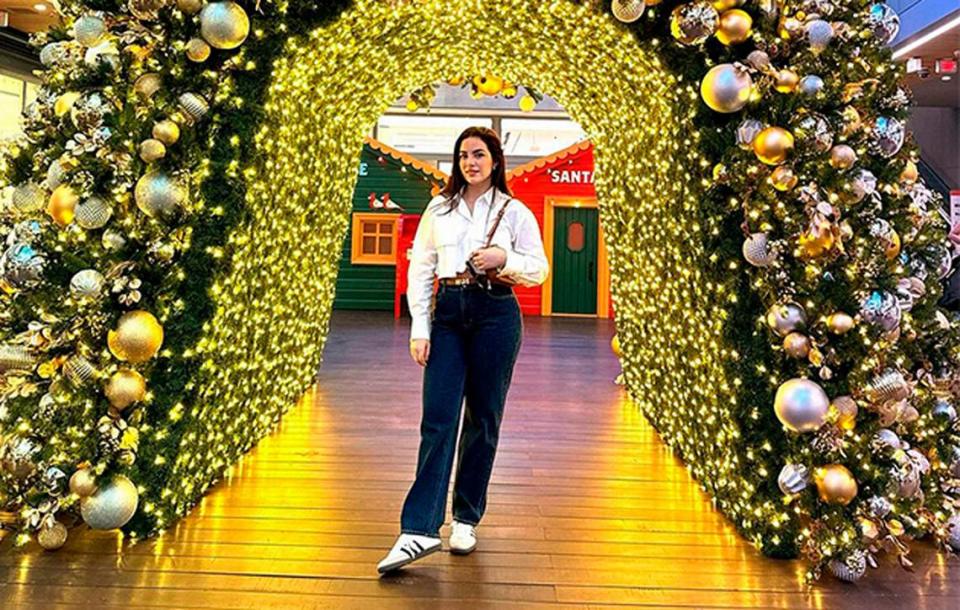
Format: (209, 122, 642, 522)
(551, 207, 598, 315)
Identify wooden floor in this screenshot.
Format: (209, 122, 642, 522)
(2, 310, 959, 608)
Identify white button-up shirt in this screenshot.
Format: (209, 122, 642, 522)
(407, 187, 549, 340)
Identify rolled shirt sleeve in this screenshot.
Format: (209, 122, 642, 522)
(407, 204, 438, 341)
(494, 204, 549, 287)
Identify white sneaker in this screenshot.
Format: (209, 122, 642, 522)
(449, 520, 477, 555)
(377, 533, 442, 574)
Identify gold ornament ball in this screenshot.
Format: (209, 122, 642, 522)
(519, 95, 536, 112)
(770, 166, 798, 191)
(199, 1, 250, 50)
(152, 119, 180, 145)
(645, 0, 663, 4)
(474, 74, 504, 97)
(900, 161, 918, 184)
(774, 69, 800, 93)
(107, 310, 164, 363)
(712, 0, 738, 9)
(884, 230, 901, 260)
(104, 369, 147, 411)
(47, 185, 78, 227)
(177, 0, 203, 15)
(69, 468, 97, 497)
(186, 38, 211, 63)
(829, 145, 857, 169)
(138, 139, 166, 163)
(753, 127, 794, 165)
(37, 521, 68, 551)
(814, 464, 858, 505)
(611, 334, 622, 358)
(783, 333, 811, 359)
(716, 9, 752, 45)
(826, 312, 855, 334)
(405, 100, 419, 112)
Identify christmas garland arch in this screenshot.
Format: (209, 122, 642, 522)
(1, 0, 958, 582)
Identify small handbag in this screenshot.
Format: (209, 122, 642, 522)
(467, 197, 516, 286)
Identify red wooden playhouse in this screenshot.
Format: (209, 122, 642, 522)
(507, 140, 611, 318)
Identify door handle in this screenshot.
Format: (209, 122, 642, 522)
(588, 261, 595, 282)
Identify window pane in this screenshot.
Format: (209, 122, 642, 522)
(567, 222, 585, 252)
(0, 74, 24, 141)
(379, 222, 392, 233)
(378, 236, 392, 254)
(362, 236, 377, 254)
(362, 221, 376, 234)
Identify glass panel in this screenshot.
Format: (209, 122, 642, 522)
(376, 114, 492, 157)
(567, 221, 585, 252)
(362, 221, 376, 234)
(500, 117, 588, 157)
(0, 74, 24, 140)
(362, 236, 377, 254)
(379, 222, 392, 233)
(378, 236, 392, 254)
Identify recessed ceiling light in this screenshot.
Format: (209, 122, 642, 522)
(33, 2, 48, 11)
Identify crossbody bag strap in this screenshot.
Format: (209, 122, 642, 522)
(483, 197, 511, 248)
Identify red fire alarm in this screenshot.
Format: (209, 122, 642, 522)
(936, 58, 958, 74)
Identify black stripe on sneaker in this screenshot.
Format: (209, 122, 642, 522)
(411, 540, 423, 553)
(401, 546, 415, 558)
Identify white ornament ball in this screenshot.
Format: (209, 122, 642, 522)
(70, 269, 105, 299)
(798, 75, 824, 97)
(806, 19, 834, 54)
(135, 171, 186, 219)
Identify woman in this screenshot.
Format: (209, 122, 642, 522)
(377, 127, 549, 574)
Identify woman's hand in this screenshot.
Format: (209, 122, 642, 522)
(469, 246, 507, 272)
(410, 339, 430, 366)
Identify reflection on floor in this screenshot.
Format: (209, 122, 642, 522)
(1, 311, 958, 608)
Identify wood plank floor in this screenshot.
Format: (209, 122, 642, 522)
(2, 310, 959, 608)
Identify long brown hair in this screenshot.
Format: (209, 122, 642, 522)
(439, 126, 511, 212)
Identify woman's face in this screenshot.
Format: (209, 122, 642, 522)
(459, 137, 494, 187)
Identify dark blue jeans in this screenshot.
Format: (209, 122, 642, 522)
(400, 282, 523, 536)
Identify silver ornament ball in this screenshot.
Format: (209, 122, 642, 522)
(135, 171, 187, 219)
(74, 15, 107, 47)
(860, 290, 901, 332)
(80, 475, 139, 530)
(799, 75, 824, 96)
(774, 378, 830, 433)
(805, 19, 834, 53)
(75, 196, 113, 230)
(868, 3, 900, 45)
(12, 182, 45, 214)
(700, 63, 753, 113)
(766, 302, 806, 337)
(736, 119, 764, 150)
(870, 116, 904, 158)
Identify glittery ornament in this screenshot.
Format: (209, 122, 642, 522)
(848, 168, 877, 203)
(828, 549, 867, 582)
(186, 38, 211, 62)
(63, 355, 98, 386)
(177, 92, 209, 123)
(777, 463, 809, 495)
(69, 468, 97, 497)
(73, 15, 107, 47)
(128, 0, 166, 21)
(1, 242, 47, 289)
(139, 139, 166, 162)
(932, 399, 957, 424)
(108, 310, 164, 363)
(670, 2, 719, 45)
(869, 116, 904, 158)
(864, 369, 909, 404)
(75, 196, 113, 230)
(37, 521, 68, 551)
(867, 3, 900, 45)
(135, 171, 186, 219)
(611, 0, 645, 23)
(735, 119, 763, 149)
(742, 233, 777, 267)
(0, 436, 39, 479)
(832, 396, 858, 431)
(792, 113, 833, 153)
(70, 269, 104, 299)
(177, 0, 203, 14)
(829, 145, 856, 169)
